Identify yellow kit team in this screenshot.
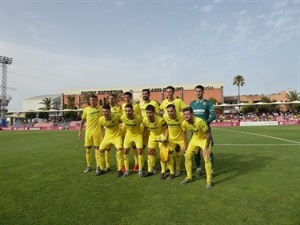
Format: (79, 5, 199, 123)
(78, 85, 215, 189)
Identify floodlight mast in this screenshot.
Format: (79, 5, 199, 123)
(0, 56, 13, 126)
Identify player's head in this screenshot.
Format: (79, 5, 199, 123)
(166, 104, 176, 118)
(124, 92, 132, 103)
(89, 94, 98, 108)
(142, 89, 150, 101)
(108, 94, 116, 105)
(125, 104, 134, 118)
(102, 104, 111, 118)
(145, 104, 155, 120)
(182, 107, 194, 122)
(165, 86, 175, 99)
(195, 85, 204, 100)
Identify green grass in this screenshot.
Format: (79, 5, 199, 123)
(0, 126, 299, 225)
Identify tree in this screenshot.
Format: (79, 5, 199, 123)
(233, 75, 245, 104)
(80, 93, 91, 107)
(25, 112, 37, 122)
(39, 97, 53, 110)
(285, 90, 300, 101)
(66, 95, 76, 109)
(286, 90, 300, 112)
(209, 97, 217, 105)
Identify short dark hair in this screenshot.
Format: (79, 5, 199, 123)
(142, 89, 150, 94)
(195, 85, 204, 91)
(124, 92, 132, 97)
(165, 86, 175, 92)
(89, 94, 98, 99)
(108, 94, 116, 98)
(166, 104, 176, 110)
(182, 107, 193, 114)
(125, 104, 133, 110)
(145, 104, 155, 112)
(102, 104, 111, 110)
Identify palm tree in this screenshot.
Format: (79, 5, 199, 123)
(285, 90, 300, 101)
(66, 95, 76, 109)
(286, 90, 300, 112)
(39, 97, 53, 110)
(80, 93, 91, 107)
(233, 75, 245, 104)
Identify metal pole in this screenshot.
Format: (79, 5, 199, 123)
(1, 64, 7, 120)
(0, 56, 13, 127)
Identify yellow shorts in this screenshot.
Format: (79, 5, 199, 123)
(186, 137, 211, 154)
(167, 138, 184, 151)
(100, 135, 123, 149)
(84, 131, 102, 147)
(123, 133, 143, 149)
(148, 135, 162, 149)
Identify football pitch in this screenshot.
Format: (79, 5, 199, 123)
(0, 125, 299, 225)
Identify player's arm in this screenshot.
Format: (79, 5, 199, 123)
(100, 125, 105, 139)
(182, 130, 188, 153)
(203, 129, 212, 157)
(164, 126, 169, 140)
(181, 100, 187, 111)
(143, 126, 149, 139)
(207, 101, 216, 124)
(78, 118, 86, 139)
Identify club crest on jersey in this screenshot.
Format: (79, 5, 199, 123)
(202, 102, 206, 105)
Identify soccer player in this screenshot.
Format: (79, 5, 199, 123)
(160, 86, 187, 116)
(139, 89, 161, 173)
(181, 107, 213, 190)
(98, 105, 124, 177)
(139, 89, 160, 118)
(143, 104, 168, 179)
(78, 94, 102, 174)
(121, 104, 144, 177)
(105, 93, 122, 170)
(163, 104, 187, 179)
(190, 85, 216, 177)
(121, 91, 141, 172)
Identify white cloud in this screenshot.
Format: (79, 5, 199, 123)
(26, 11, 38, 19)
(202, 5, 213, 12)
(272, 0, 288, 9)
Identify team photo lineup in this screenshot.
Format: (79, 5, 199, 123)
(78, 85, 215, 190)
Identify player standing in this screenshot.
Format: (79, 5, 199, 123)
(105, 93, 122, 171)
(181, 107, 213, 190)
(78, 94, 102, 174)
(98, 105, 124, 177)
(163, 104, 187, 179)
(121, 104, 144, 177)
(122, 91, 141, 172)
(143, 105, 168, 179)
(190, 85, 216, 177)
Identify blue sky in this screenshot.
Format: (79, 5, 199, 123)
(1, 0, 299, 111)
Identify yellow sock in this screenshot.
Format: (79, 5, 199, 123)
(148, 155, 154, 172)
(167, 154, 174, 174)
(86, 148, 92, 167)
(175, 151, 181, 171)
(152, 152, 157, 167)
(138, 154, 144, 171)
(124, 154, 129, 171)
(105, 150, 110, 169)
(185, 151, 193, 179)
(116, 151, 124, 171)
(160, 161, 166, 173)
(204, 156, 213, 184)
(99, 152, 105, 170)
(133, 149, 138, 165)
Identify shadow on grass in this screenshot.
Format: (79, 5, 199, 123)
(199, 150, 275, 186)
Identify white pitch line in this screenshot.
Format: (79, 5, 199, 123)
(214, 128, 300, 144)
